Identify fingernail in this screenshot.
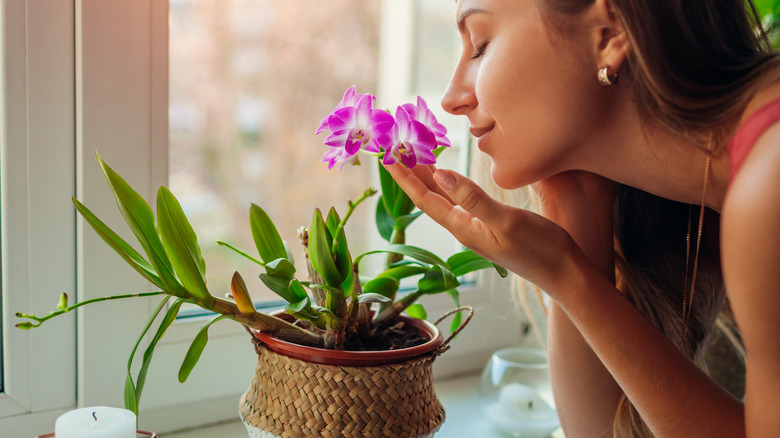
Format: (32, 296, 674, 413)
(434, 170, 456, 191)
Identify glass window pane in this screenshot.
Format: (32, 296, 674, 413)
(169, 0, 381, 305)
(413, 0, 459, 96)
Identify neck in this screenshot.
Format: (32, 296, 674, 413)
(576, 94, 730, 212)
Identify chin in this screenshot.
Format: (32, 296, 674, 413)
(490, 162, 532, 190)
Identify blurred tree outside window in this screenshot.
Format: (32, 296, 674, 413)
(169, 0, 381, 305)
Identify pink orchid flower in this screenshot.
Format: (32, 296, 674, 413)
(321, 145, 361, 170)
(321, 93, 394, 163)
(400, 96, 451, 148)
(315, 85, 374, 135)
(380, 105, 437, 169)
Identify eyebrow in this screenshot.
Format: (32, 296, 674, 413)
(457, 7, 486, 33)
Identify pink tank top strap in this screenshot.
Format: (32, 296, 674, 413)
(728, 96, 780, 183)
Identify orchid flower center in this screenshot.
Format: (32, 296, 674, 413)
(350, 128, 370, 146)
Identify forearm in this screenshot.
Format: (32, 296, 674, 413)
(557, 258, 744, 438)
(540, 176, 622, 437)
(549, 302, 622, 437)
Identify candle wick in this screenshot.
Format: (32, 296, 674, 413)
(92, 411, 98, 421)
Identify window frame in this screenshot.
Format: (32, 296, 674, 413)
(0, 0, 77, 435)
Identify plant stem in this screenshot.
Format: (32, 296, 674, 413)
(216, 240, 265, 267)
(378, 228, 406, 315)
(211, 297, 325, 347)
(374, 290, 424, 326)
(16, 291, 167, 329)
(330, 187, 377, 254)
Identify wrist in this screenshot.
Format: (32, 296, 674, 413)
(548, 240, 600, 311)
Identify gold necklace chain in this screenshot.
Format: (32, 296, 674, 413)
(678, 152, 712, 348)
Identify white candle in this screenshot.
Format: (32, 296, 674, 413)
(55, 406, 136, 438)
(485, 383, 559, 438)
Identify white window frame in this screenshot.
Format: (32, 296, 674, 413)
(2, 1, 529, 435)
(1, 0, 77, 436)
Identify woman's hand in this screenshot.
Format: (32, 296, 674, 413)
(383, 163, 581, 294)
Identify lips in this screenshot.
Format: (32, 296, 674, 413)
(469, 125, 493, 138)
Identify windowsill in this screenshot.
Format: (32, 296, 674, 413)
(159, 372, 565, 437)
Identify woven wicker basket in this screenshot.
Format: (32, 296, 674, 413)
(238, 308, 472, 438)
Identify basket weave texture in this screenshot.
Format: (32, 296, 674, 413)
(239, 344, 445, 438)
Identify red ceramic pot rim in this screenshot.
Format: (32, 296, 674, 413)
(253, 312, 444, 366)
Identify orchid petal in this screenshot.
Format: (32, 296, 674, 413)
(369, 109, 395, 136)
(324, 132, 347, 148)
(345, 136, 362, 155)
(328, 107, 357, 134)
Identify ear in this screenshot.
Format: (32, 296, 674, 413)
(586, 0, 630, 75)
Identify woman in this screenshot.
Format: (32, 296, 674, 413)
(385, 0, 780, 437)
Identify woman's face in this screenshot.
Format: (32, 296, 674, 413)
(443, 0, 605, 189)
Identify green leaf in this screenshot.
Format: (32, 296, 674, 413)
(126, 296, 171, 415)
(135, 299, 184, 407)
(288, 279, 309, 303)
(447, 249, 508, 278)
(308, 209, 342, 286)
(379, 156, 415, 219)
(418, 265, 460, 294)
(379, 265, 429, 281)
(378, 158, 399, 217)
(354, 244, 449, 268)
(94, 150, 186, 297)
(124, 374, 138, 414)
(492, 263, 509, 278)
(446, 289, 462, 335)
(265, 258, 296, 280)
(363, 276, 400, 298)
(326, 207, 353, 286)
(178, 314, 229, 383)
(73, 196, 164, 290)
(308, 283, 343, 294)
(157, 186, 213, 304)
(286, 296, 310, 313)
(357, 292, 392, 304)
(405, 303, 427, 320)
(312, 305, 337, 320)
(394, 211, 424, 230)
(392, 192, 416, 222)
(375, 198, 394, 242)
(448, 250, 495, 277)
(325, 287, 346, 319)
(249, 203, 288, 264)
(259, 273, 292, 302)
(285, 296, 321, 321)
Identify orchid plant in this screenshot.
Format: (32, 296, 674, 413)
(15, 86, 506, 416)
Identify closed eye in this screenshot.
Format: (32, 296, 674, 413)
(471, 42, 489, 60)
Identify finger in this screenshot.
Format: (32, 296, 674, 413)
(407, 164, 455, 204)
(387, 164, 504, 245)
(383, 163, 449, 201)
(432, 169, 506, 226)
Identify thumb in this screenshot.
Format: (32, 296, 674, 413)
(433, 169, 503, 225)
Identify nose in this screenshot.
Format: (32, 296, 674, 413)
(441, 59, 477, 116)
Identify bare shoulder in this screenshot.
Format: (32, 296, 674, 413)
(722, 121, 780, 327)
(721, 120, 780, 421)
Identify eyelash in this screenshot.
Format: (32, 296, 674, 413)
(471, 41, 489, 60)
